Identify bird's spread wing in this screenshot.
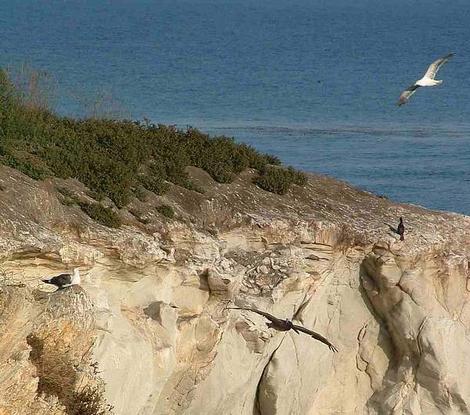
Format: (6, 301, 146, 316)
(292, 324, 338, 352)
(423, 53, 454, 80)
(228, 307, 282, 324)
(398, 84, 420, 106)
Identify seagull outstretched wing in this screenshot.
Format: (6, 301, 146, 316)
(423, 53, 454, 80)
(398, 84, 421, 106)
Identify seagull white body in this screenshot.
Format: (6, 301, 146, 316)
(398, 53, 454, 106)
(415, 78, 442, 87)
(70, 268, 81, 285)
(42, 267, 81, 290)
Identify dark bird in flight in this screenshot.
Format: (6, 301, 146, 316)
(397, 217, 405, 241)
(42, 268, 81, 290)
(398, 53, 454, 106)
(228, 307, 338, 352)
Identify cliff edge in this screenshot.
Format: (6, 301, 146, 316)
(1, 164, 470, 415)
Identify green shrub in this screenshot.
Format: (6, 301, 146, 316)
(139, 174, 169, 195)
(286, 166, 308, 186)
(156, 204, 175, 219)
(265, 154, 281, 165)
(56, 187, 79, 206)
(133, 185, 148, 202)
(255, 166, 308, 195)
(56, 186, 75, 198)
(79, 202, 121, 228)
(255, 167, 291, 195)
(0, 68, 305, 205)
(183, 181, 205, 194)
(0, 151, 50, 180)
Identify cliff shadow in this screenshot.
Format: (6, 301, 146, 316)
(359, 260, 400, 412)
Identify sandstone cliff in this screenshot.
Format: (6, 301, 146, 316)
(1, 164, 470, 415)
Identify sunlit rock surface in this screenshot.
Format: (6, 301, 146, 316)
(1, 165, 469, 414)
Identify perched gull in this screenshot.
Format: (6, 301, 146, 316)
(42, 268, 81, 290)
(228, 306, 338, 352)
(398, 53, 454, 106)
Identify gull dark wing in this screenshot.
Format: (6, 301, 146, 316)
(49, 273, 72, 286)
(423, 53, 454, 80)
(398, 84, 420, 106)
(292, 324, 338, 352)
(228, 307, 283, 324)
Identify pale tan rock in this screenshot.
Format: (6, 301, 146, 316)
(1, 165, 470, 415)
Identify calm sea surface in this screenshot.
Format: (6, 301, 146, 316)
(1, 0, 469, 213)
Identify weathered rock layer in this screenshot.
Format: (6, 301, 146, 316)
(1, 165, 469, 414)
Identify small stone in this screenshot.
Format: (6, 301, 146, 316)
(259, 265, 269, 274)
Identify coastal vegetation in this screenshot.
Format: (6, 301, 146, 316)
(254, 165, 308, 195)
(0, 69, 307, 227)
(156, 204, 175, 219)
(26, 333, 111, 415)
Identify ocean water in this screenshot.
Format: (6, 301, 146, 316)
(1, 0, 469, 213)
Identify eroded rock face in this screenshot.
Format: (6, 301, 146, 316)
(361, 250, 470, 414)
(0, 285, 106, 415)
(1, 165, 470, 414)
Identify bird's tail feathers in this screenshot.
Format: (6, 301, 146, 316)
(42, 278, 52, 284)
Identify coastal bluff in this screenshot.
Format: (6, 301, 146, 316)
(1, 164, 470, 415)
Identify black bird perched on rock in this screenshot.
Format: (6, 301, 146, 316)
(397, 217, 405, 241)
(228, 307, 338, 352)
(42, 268, 81, 290)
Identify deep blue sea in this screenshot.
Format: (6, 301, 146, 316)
(1, 0, 469, 214)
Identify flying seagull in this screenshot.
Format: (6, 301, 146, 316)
(228, 307, 338, 352)
(398, 53, 454, 106)
(397, 217, 405, 241)
(42, 268, 81, 290)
